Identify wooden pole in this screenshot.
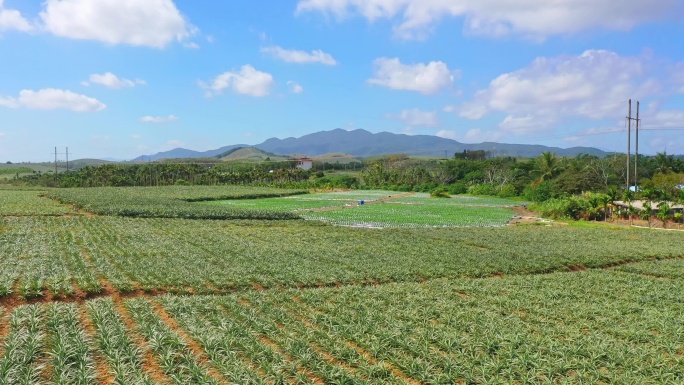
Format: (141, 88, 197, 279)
(635, 101, 639, 192)
(627, 100, 631, 191)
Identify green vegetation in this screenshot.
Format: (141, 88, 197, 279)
(0, 190, 76, 216)
(1, 184, 684, 383)
(0, 167, 33, 175)
(48, 186, 306, 220)
(2, 270, 684, 384)
(1, 215, 682, 296)
(206, 191, 521, 228)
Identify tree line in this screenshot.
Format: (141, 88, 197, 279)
(7, 151, 684, 219)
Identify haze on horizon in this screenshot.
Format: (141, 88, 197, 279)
(1, 0, 683, 162)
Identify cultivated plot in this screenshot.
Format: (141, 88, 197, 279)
(1, 270, 684, 384)
(1, 216, 683, 297)
(208, 190, 523, 228)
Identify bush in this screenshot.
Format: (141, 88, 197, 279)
(447, 182, 468, 195)
(468, 183, 497, 196)
(497, 184, 517, 198)
(430, 187, 451, 198)
(530, 196, 589, 220)
(523, 181, 558, 202)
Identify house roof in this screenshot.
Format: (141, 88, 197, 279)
(614, 200, 684, 210)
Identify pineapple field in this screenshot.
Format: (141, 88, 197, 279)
(1, 187, 683, 384)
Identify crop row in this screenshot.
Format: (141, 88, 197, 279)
(1, 269, 684, 384)
(0, 216, 683, 297)
(48, 186, 306, 220)
(0, 190, 76, 217)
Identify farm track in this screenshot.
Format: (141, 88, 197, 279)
(1, 255, 683, 311)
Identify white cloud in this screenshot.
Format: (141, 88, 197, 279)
(261, 46, 338, 65)
(40, 0, 195, 48)
(162, 139, 185, 150)
(184, 42, 200, 49)
(460, 50, 664, 134)
(642, 110, 684, 129)
(87, 72, 146, 89)
(368, 57, 456, 94)
(140, 115, 178, 123)
(388, 108, 438, 127)
(200, 65, 274, 97)
(0, 89, 106, 112)
(437, 129, 504, 143)
(674, 63, 684, 94)
(296, 0, 681, 40)
(0, 0, 33, 32)
(287, 81, 304, 94)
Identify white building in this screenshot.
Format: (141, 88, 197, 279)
(296, 158, 313, 171)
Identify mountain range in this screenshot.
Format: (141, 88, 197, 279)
(132, 129, 609, 161)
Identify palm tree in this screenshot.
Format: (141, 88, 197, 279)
(641, 201, 653, 228)
(654, 151, 674, 174)
(674, 212, 683, 230)
(532, 151, 562, 187)
(657, 202, 671, 229)
(599, 194, 612, 221)
(606, 187, 619, 221)
(622, 189, 634, 225)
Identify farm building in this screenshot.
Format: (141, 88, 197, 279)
(296, 158, 313, 171)
(613, 200, 684, 214)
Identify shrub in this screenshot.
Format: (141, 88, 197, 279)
(430, 187, 451, 198)
(468, 183, 497, 196)
(447, 182, 468, 195)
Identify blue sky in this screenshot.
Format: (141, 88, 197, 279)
(1, 0, 683, 162)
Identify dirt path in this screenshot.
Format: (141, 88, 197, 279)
(296, 192, 416, 213)
(507, 205, 555, 225)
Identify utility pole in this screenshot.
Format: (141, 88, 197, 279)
(634, 102, 640, 192)
(65, 147, 70, 172)
(54, 147, 58, 175)
(626, 100, 631, 191)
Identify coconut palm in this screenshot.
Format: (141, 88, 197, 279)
(674, 212, 683, 230)
(657, 202, 671, 229)
(622, 189, 634, 225)
(654, 151, 674, 174)
(532, 151, 562, 187)
(640, 201, 653, 228)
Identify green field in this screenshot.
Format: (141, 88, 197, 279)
(207, 190, 521, 228)
(49, 186, 306, 220)
(1, 186, 684, 384)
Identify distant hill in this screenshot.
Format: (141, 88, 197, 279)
(312, 153, 362, 164)
(133, 129, 609, 161)
(218, 147, 289, 162)
(132, 144, 248, 162)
